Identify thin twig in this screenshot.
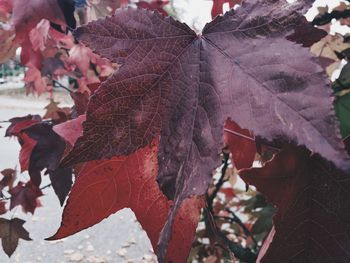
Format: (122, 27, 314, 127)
(50, 78, 74, 93)
(207, 151, 230, 212)
(225, 208, 259, 249)
(0, 183, 52, 201)
(205, 151, 257, 262)
(204, 209, 257, 263)
(40, 183, 52, 190)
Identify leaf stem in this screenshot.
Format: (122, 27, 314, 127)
(225, 208, 259, 249)
(207, 151, 229, 212)
(50, 78, 74, 93)
(204, 209, 257, 263)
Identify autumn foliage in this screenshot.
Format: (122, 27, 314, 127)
(0, 0, 350, 262)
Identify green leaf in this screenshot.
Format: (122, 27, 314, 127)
(333, 63, 350, 93)
(334, 92, 350, 138)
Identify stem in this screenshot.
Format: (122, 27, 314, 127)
(50, 78, 74, 93)
(205, 151, 257, 262)
(0, 183, 52, 201)
(204, 209, 257, 263)
(40, 183, 52, 190)
(207, 151, 229, 212)
(225, 208, 259, 249)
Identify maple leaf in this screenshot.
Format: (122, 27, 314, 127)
(64, 2, 350, 171)
(48, 168, 73, 206)
(0, 169, 16, 192)
(23, 64, 47, 95)
(67, 43, 96, 76)
(0, 201, 6, 215)
(9, 181, 43, 214)
(0, 218, 31, 257)
(334, 92, 350, 142)
(5, 115, 42, 137)
(12, 0, 67, 42)
(53, 114, 86, 146)
(89, 0, 124, 18)
(59, 3, 350, 258)
(18, 133, 38, 173)
(239, 146, 350, 262)
(29, 19, 50, 51)
(0, 26, 17, 64)
(48, 138, 203, 263)
(19, 122, 73, 204)
(41, 57, 67, 77)
(43, 99, 70, 124)
(5, 115, 41, 172)
(70, 91, 89, 117)
(0, 0, 12, 16)
(20, 39, 43, 68)
(286, 17, 327, 48)
(136, 0, 169, 16)
(211, 0, 241, 19)
(224, 119, 256, 169)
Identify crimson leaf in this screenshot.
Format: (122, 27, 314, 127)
(9, 181, 43, 214)
(240, 146, 350, 262)
(59, 1, 350, 259)
(12, 0, 67, 42)
(48, 138, 203, 262)
(22, 122, 73, 205)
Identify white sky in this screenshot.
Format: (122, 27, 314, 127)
(172, 0, 349, 34)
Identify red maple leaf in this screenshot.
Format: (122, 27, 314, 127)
(18, 133, 37, 173)
(0, 201, 6, 215)
(211, 0, 242, 19)
(224, 119, 256, 169)
(136, 0, 169, 16)
(0, 169, 16, 191)
(53, 114, 86, 146)
(12, 0, 66, 43)
(5, 115, 41, 172)
(61, 4, 349, 260)
(49, 138, 203, 262)
(9, 181, 43, 214)
(23, 64, 47, 95)
(240, 146, 350, 262)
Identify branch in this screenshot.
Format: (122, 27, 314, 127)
(207, 150, 230, 211)
(0, 183, 52, 201)
(225, 208, 259, 249)
(204, 209, 257, 263)
(205, 151, 257, 262)
(49, 78, 74, 93)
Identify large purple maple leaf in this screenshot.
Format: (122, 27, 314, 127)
(60, 0, 349, 260)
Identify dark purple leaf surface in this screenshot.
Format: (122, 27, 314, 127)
(59, 1, 350, 260)
(22, 122, 73, 204)
(0, 218, 31, 257)
(9, 181, 43, 214)
(240, 146, 350, 262)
